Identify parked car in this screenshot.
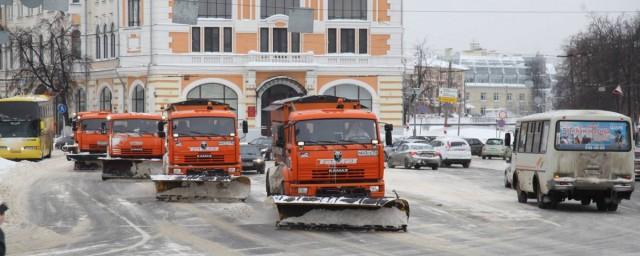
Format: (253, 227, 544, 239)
(54, 135, 74, 150)
(429, 137, 472, 168)
(481, 138, 510, 160)
(240, 144, 265, 174)
(248, 136, 273, 160)
(387, 143, 440, 170)
(464, 138, 484, 156)
(384, 139, 430, 161)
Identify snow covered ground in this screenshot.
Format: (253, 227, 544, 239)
(0, 157, 17, 177)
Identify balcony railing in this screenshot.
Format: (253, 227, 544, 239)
(149, 51, 402, 67)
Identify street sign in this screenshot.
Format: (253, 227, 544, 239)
(497, 119, 506, 130)
(57, 104, 67, 114)
(438, 88, 458, 104)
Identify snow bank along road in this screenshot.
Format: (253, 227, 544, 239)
(2, 151, 640, 256)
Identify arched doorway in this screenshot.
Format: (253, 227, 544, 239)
(258, 78, 305, 136)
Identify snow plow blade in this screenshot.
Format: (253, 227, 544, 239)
(150, 175, 251, 201)
(67, 153, 106, 170)
(100, 158, 162, 180)
(271, 195, 410, 232)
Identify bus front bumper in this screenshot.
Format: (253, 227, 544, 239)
(0, 148, 43, 160)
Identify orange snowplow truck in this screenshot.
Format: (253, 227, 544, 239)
(100, 113, 164, 180)
(265, 95, 410, 231)
(66, 111, 110, 170)
(150, 99, 250, 201)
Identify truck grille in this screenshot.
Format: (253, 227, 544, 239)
(312, 169, 365, 179)
(121, 148, 153, 155)
(181, 154, 225, 164)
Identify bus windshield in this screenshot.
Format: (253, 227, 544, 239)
(295, 119, 378, 145)
(113, 119, 159, 134)
(555, 121, 631, 151)
(0, 102, 39, 120)
(0, 120, 39, 138)
(173, 117, 235, 137)
(81, 119, 107, 131)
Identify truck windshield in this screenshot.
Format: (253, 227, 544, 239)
(173, 117, 235, 137)
(555, 121, 631, 151)
(0, 120, 39, 138)
(0, 102, 39, 120)
(81, 119, 107, 131)
(295, 119, 377, 145)
(113, 119, 159, 134)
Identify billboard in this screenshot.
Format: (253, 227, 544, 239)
(555, 121, 630, 151)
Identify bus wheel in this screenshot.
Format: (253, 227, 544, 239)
(515, 179, 527, 203)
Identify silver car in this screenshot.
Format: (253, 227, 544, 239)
(387, 143, 440, 170)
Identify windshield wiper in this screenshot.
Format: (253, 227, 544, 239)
(338, 139, 370, 148)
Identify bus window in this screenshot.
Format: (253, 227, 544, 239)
(525, 122, 536, 153)
(540, 121, 550, 153)
(518, 122, 528, 153)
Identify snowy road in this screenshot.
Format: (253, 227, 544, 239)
(2, 152, 640, 255)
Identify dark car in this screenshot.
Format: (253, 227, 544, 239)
(55, 135, 75, 150)
(241, 144, 265, 174)
(464, 138, 484, 156)
(249, 136, 273, 160)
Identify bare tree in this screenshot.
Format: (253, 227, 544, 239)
(7, 13, 87, 124)
(555, 14, 640, 120)
(403, 39, 433, 130)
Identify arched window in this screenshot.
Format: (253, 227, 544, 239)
(71, 30, 81, 59)
(103, 24, 108, 58)
(75, 88, 86, 112)
(95, 25, 100, 59)
(110, 23, 116, 58)
(100, 87, 112, 111)
(323, 84, 372, 110)
(131, 85, 145, 112)
(187, 83, 238, 112)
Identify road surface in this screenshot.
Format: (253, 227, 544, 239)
(1, 151, 639, 255)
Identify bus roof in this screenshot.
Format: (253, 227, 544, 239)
(0, 95, 50, 102)
(518, 110, 630, 122)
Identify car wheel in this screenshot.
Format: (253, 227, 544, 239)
(414, 164, 421, 170)
(431, 165, 438, 170)
(404, 159, 412, 169)
(387, 158, 395, 168)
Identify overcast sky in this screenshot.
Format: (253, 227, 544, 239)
(403, 0, 640, 56)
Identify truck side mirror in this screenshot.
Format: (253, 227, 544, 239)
(158, 131, 166, 138)
(101, 122, 107, 134)
(242, 120, 248, 134)
(505, 133, 511, 147)
(157, 121, 166, 138)
(276, 126, 285, 147)
(71, 120, 77, 131)
(384, 124, 393, 146)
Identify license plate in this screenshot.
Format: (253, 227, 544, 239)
(328, 168, 348, 174)
(131, 148, 143, 151)
(197, 154, 212, 158)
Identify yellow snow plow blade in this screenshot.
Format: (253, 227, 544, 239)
(150, 175, 251, 201)
(270, 195, 410, 231)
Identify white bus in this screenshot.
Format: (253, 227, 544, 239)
(506, 110, 634, 211)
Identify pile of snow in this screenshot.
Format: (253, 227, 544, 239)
(0, 157, 17, 177)
(280, 207, 408, 227)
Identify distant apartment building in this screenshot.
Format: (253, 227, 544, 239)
(1, 0, 405, 136)
(454, 42, 535, 117)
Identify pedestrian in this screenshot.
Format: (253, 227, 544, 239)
(0, 202, 7, 256)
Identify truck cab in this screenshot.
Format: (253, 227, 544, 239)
(106, 113, 164, 159)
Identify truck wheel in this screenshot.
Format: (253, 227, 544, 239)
(607, 203, 619, 212)
(482, 156, 486, 160)
(265, 171, 271, 196)
(596, 199, 608, 211)
(431, 165, 438, 170)
(462, 161, 470, 168)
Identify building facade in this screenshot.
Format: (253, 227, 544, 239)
(2, 0, 405, 137)
(454, 42, 535, 117)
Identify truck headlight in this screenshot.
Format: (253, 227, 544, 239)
(173, 168, 183, 175)
(297, 187, 308, 194)
(370, 186, 380, 192)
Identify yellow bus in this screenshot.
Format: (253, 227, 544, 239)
(0, 95, 55, 160)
